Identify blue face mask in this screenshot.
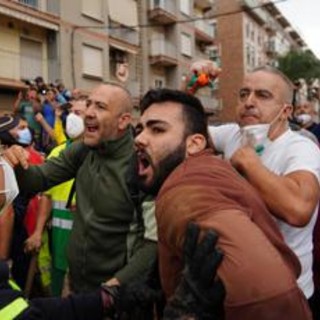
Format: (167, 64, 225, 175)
(17, 128, 32, 145)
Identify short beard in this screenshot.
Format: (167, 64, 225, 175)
(139, 144, 186, 196)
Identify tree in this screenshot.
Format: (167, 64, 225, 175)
(277, 50, 320, 82)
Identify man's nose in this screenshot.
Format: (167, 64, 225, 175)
(85, 103, 95, 117)
(243, 91, 257, 108)
(134, 131, 147, 149)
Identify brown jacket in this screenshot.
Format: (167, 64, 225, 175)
(156, 150, 311, 320)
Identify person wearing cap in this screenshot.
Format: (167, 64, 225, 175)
(0, 115, 45, 290)
(0, 116, 20, 262)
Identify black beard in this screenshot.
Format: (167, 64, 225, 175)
(138, 144, 186, 196)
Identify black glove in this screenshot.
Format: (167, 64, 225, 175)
(101, 260, 164, 319)
(163, 223, 225, 320)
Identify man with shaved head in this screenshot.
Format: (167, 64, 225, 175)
(2, 83, 157, 293)
(190, 61, 320, 317)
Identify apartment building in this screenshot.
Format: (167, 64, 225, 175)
(215, 0, 306, 121)
(140, 0, 219, 118)
(0, 0, 221, 119)
(0, 0, 59, 109)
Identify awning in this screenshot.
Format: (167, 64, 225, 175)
(109, 39, 138, 54)
(0, 6, 59, 31)
(107, 0, 138, 27)
(0, 77, 28, 90)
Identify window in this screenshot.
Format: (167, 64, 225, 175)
(20, 38, 43, 80)
(181, 33, 192, 57)
(19, 0, 38, 9)
(82, 0, 102, 20)
(211, 21, 217, 38)
(154, 79, 164, 88)
(82, 45, 103, 78)
(246, 23, 250, 38)
(246, 44, 251, 66)
(251, 29, 255, 42)
(180, 0, 190, 16)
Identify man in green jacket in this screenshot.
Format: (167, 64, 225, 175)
(3, 83, 157, 293)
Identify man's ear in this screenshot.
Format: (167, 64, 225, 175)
(282, 104, 293, 120)
(186, 134, 207, 156)
(118, 113, 132, 131)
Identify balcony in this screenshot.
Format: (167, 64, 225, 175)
(195, 20, 215, 45)
(108, 22, 139, 47)
(264, 21, 277, 36)
(194, 0, 214, 10)
(148, 0, 178, 25)
(264, 40, 278, 58)
(149, 39, 178, 66)
(19, 0, 38, 8)
(239, 0, 267, 25)
(17, 0, 47, 11)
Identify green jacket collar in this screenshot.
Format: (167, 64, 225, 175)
(96, 128, 133, 158)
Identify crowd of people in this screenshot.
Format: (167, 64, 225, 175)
(0, 61, 319, 319)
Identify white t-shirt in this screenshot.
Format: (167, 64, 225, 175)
(209, 123, 320, 298)
(0, 158, 19, 215)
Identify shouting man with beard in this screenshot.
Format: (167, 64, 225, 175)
(134, 88, 312, 320)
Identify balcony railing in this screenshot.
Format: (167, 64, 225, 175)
(239, 0, 267, 25)
(17, 0, 48, 12)
(195, 20, 215, 38)
(148, 0, 178, 24)
(108, 24, 139, 47)
(150, 39, 176, 58)
(19, 0, 38, 8)
(149, 39, 178, 66)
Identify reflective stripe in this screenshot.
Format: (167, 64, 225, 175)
(8, 280, 21, 291)
(52, 217, 73, 230)
(0, 297, 29, 320)
(52, 200, 68, 210)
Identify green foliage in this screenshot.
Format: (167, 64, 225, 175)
(277, 50, 320, 82)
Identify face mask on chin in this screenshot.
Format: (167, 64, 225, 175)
(295, 114, 312, 125)
(240, 106, 286, 155)
(66, 113, 85, 139)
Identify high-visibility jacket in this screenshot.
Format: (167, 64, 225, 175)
(45, 142, 74, 271)
(0, 280, 29, 320)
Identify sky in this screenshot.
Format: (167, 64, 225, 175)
(276, 0, 320, 58)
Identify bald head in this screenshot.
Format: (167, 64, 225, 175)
(251, 66, 294, 104)
(84, 83, 133, 146)
(97, 83, 133, 115)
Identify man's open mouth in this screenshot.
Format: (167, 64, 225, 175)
(86, 124, 98, 133)
(137, 152, 152, 175)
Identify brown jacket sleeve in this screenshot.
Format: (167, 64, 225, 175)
(157, 184, 311, 320)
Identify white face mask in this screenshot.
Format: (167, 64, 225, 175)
(0, 160, 19, 215)
(240, 107, 286, 155)
(241, 124, 270, 155)
(17, 128, 32, 145)
(296, 114, 312, 125)
(66, 113, 85, 139)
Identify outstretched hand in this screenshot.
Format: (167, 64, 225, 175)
(2, 145, 29, 169)
(164, 222, 225, 320)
